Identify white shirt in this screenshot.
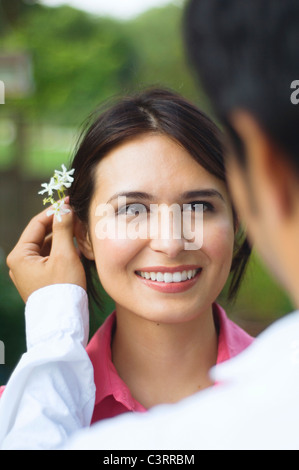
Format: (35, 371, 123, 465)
(0, 284, 298, 450)
(0, 284, 95, 450)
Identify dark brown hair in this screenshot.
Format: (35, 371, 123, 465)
(68, 88, 251, 316)
(184, 0, 299, 174)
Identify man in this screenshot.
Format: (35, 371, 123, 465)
(0, 0, 299, 449)
(184, 0, 299, 309)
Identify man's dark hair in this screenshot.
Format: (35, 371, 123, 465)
(184, 0, 299, 172)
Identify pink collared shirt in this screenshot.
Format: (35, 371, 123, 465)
(87, 303, 254, 424)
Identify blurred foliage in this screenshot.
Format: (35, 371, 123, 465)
(0, 1, 294, 382)
(0, 1, 200, 126)
(0, 0, 35, 34)
(1, 5, 136, 123)
(219, 250, 294, 323)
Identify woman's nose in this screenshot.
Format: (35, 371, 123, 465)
(148, 204, 185, 258)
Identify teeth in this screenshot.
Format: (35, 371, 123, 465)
(164, 272, 173, 283)
(172, 272, 182, 283)
(138, 269, 200, 283)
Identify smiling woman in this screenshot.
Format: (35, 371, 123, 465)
(68, 87, 253, 420)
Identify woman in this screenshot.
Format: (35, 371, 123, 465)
(66, 88, 253, 423)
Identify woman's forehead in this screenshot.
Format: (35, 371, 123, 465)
(92, 134, 227, 197)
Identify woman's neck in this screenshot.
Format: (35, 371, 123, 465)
(111, 306, 218, 409)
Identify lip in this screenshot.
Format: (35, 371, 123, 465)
(135, 266, 202, 294)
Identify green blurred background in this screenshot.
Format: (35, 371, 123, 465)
(0, 0, 294, 385)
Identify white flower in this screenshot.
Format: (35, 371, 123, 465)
(46, 199, 70, 222)
(38, 177, 57, 196)
(54, 164, 75, 188)
(39, 165, 75, 216)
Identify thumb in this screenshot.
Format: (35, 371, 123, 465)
(50, 203, 77, 258)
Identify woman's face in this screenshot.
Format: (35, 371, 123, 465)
(85, 134, 235, 324)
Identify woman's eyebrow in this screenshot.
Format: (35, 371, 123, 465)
(106, 191, 153, 204)
(181, 189, 225, 202)
(106, 189, 225, 205)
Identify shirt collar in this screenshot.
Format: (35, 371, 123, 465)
(213, 303, 254, 364)
(86, 312, 139, 410)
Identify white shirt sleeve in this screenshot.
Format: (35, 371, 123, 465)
(0, 284, 96, 450)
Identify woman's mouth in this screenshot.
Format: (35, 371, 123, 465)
(135, 268, 201, 283)
(135, 266, 202, 293)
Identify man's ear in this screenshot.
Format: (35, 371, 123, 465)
(229, 110, 294, 219)
(73, 216, 95, 260)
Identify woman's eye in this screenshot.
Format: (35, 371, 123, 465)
(118, 203, 148, 216)
(184, 201, 214, 213)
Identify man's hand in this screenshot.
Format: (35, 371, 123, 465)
(6, 201, 86, 303)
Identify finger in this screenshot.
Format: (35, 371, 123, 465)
(50, 204, 77, 257)
(40, 233, 53, 257)
(18, 206, 54, 249)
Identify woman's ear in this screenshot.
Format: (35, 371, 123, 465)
(73, 216, 95, 260)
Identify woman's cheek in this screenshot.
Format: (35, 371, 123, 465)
(203, 220, 234, 263)
(93, 236, 144, 275)
(93, 236, 145, 304)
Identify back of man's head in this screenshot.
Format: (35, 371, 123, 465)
(184, 0, 299, 172)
